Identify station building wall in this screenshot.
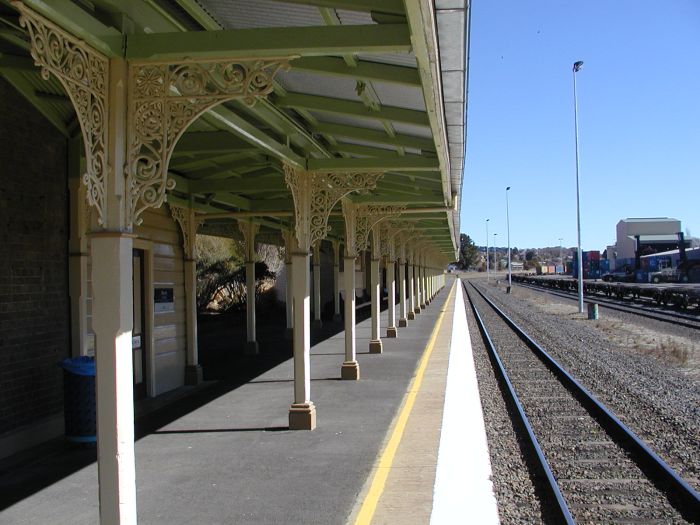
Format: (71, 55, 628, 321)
(85, 207, 187, 397)
(0, 77, 70, 454)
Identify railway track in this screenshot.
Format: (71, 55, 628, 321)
(464, 280, 700, 524)
(515, 281, 700, 331)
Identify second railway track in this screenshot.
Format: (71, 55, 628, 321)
(464, 279, 700, 524)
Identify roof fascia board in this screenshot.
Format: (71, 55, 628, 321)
(403, 0, 451, 205)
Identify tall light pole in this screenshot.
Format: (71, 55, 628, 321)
(506, 186, 512, 293)
(486, 219, 490, 282)
(573, 60, 584, 313)
(493, 233, 498, 276)
(558, 237, 564, 274)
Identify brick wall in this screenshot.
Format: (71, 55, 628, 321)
(0, 77, 69, 436)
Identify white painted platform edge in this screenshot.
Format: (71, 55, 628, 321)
(430, 280, 500, 524)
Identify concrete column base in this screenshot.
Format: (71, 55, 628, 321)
(414, 307, 421, 314)
(386, 327, 397, 338)
(341, 360, 360, 380)
(184, 364, 203, 385)
(369, 339, 383, 354)
(289, 402, 316, 430)
(332, 313, 342, 323)
(244, 341, 259, 355)
(407, 312, 416, 320)
(284, 328, 293, 340)
(312, 319, 323, 329)
(420, 303, 426, 310)
(399, 318, 408, 327)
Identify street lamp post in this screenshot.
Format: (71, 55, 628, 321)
(573, 60, 584, 314)
(506, 186, 512, 293)
(493, 233, 498, 278)
(486, 219, 490, 282)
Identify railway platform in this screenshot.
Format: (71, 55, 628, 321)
(0, 277, 498, 525)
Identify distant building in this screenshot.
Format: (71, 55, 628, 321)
(607, 217, 687, 270)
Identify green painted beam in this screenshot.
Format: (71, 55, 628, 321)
(307, 156, 439, 172)
(330, 143, 402, 158)
(292, 57, 420, 86)
(277, 92, 429, 127)
(312, 122, 435, 152)
(125, 24, 410, 60)
(175, 131, 257, 154)
(190, 177, 284, 194)
(276, 0, 404, 15)
(19, 0, 123, 57)
(203, 105, 305, 169)
(352, 194, 443, 204)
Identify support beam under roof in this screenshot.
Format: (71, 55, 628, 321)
(125, 24, 411, 60)
(292, 57, 420, 86)
(307, 156, 438, 171)
(277, 93, 429, 127)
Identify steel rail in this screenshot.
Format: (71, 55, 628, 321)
(515, 281, 700, 331)
(469, 281, 700, 522)
(463, 281, 576, 525)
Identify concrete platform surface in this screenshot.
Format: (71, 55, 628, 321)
(0, 287, 450, 525)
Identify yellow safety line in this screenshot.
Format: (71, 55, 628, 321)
(353, 281, 456, 525)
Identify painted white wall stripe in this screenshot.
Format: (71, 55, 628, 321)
(430, 279, 500, 524)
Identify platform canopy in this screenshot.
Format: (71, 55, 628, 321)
(0, 0, 468, 258)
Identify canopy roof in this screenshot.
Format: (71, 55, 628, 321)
(0, 0, 469, 258)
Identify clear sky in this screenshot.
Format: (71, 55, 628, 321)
(461, 0, 700, 251)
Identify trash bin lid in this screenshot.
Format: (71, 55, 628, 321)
(60, 356, 96, 376)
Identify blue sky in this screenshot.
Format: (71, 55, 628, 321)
(461, 0, 700, 251)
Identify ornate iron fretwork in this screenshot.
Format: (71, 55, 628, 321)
(128, 59, 290, 226)
(170, 205, 204, 259)
(284, 164, 383, 251)
(15, 2, 109, 226)
(237, 219, 260, 261)
(342, 203, 403, 257)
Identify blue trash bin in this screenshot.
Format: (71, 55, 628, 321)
(60, 356, 96, 443)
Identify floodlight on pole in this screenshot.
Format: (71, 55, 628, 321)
(486, 219, 490, 282)
(493, 233, 498, 277)
(506, 186, 512, 293)
(573, 60, 584, 313)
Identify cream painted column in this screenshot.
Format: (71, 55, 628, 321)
(341, 200, 360, 379)
(398, 258, 408, 327)
(342, 253, 359, 379)
(239, 220, 260, 354)
(171, 205, 204, 384)
(68, 139, 89, 357)
(284, 164, 383, 426)
(332, 239, 342, 322)
(385, 259, 397, 337)
(420, 257, 427, 309)
(290, 245, 314, 428)
(368, 229, 382, 354)
(282, 229, 294, 339)
(312, 242, 322, 328)
(407, 247, 417, 320)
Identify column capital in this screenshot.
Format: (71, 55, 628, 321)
(284, 164, 383, 252)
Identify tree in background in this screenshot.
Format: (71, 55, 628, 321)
(458, 233, 480, 269)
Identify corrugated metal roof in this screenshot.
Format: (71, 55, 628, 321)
(372, 81, 425, 111)
(277, 69, 359, 101)
(335, 9, 374, 25)
(199, 0, 324, 29)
